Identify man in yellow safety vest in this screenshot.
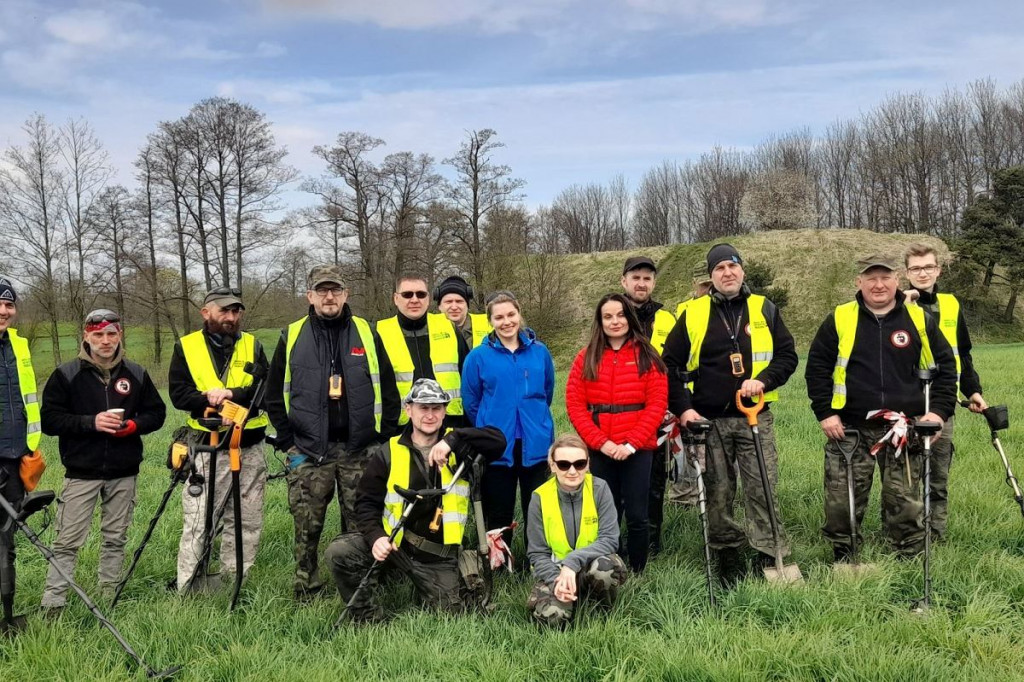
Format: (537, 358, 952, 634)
(434, 275, 492, 349)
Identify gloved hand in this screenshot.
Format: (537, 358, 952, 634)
(112, 420, 138, 437)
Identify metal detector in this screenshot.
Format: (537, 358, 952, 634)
(912, 367, 941, 614)
(334, 460, 468, 627)
(685, 419, 716, 606)
(960, 401, 1021, 518)
(0, 482, 180, 678)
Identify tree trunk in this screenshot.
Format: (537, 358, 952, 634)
(1005, 285, 1019, 322)
(983, 261, 995, 288)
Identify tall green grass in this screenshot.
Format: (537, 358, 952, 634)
(2, 344, 1024, 681)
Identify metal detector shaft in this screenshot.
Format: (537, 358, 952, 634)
(993, 436, 1024, 518)
(692, 454, 715, 608)
(0, 490, 180, 679)
(111, 469, 187, 610)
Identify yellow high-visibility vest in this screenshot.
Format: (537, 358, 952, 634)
(650, 308, 676, 355)
(382, 432, 469, 547)
(935, 293, 962, 392)
(536, 474, 599, 561)
(8, 329, 41, 452)
(830, 300, 934, 409)
(468, 313, 492, 349)
(683, 294, 778, 402)
(377, 313, 462, 423)
(283, 316, 382, 432)
(180, 331, 269, 431)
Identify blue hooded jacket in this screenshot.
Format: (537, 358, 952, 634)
(461, 328, 555, 468)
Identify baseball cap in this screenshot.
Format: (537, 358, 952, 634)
(204, 286, 244, 310)
(307, 264, 346, 290)
(857, 254, 899, 274)
(623, 256, 657, 275)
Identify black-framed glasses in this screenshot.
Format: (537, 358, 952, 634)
(399, 291, 429, 300)
(314, 286, 345, 297)
(907, 265, 938, 275)
(85, 309, 121, 326)
(208, 286, 242, 297)
(553, 458, 588, 472)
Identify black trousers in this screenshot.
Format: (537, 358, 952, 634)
(590, 449, 653, 572)
(481, 439, 548, 552)
(648, 444, 669, 548)
(1, 459, 26, 604)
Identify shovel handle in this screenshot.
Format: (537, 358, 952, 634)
(735, 390, 765, 426)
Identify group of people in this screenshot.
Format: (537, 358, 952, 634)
(0, 238, 986, 629)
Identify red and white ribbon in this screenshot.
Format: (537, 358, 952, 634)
(867, 409, 910, 459)
(657, 411, 685, 457)
(486, 521, 517, 571)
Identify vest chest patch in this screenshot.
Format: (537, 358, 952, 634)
(942, 319, 956, 328)
(351, 347, 365, 356)
(431, 331, 451, 341)
(114, 377, 132, 395)
(890, 330, 911, 348)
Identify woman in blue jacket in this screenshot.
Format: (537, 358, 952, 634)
(462, 292, 556, 554)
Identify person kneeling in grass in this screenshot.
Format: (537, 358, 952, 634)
(526, 434, 627, 627)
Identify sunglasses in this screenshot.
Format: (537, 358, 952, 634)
(85, 310, 121, 326)
(553, 458, 588, 472)
(209, 286, 242, 297)
(399, 291, 429, 300)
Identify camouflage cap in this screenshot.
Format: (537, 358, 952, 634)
(857, 254, 899, 274)
(307, 264, 345, 290)
(404, 378, 451, 405)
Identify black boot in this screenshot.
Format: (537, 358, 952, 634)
(833, 544, 854, 564)
(714, 547, 746, 588)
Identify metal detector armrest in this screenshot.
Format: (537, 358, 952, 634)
(687, 419, 712, 434)
(984, 405, 1010, 432)
(914, 420, 942, 436)
(17, 490, 55, 521)
(197, 418, 223, 431)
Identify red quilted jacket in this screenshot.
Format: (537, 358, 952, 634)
(565, 340, 668, 451)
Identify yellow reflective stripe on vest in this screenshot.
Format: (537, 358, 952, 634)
(181, 331, 269, 431)
(9, 329, 41, 451)
(935, 293, 962, 390)
(469, 313, 492, 349)
(382, 432, 468, 546)
(831, 300, 934, 409)
(650, 308, 676, 355)
(378, 313, 462, 424)
(537, 474, 599, 561)
(283, 316, 382, 432)
(684, 294, 777, 403)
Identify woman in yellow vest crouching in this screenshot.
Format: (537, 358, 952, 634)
(525, 434, 627, 627)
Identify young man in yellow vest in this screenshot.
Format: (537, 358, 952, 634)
(168, 286, 270, 592)
(377, 275, 470, 429)
(806, 254, 957, 562)
(0, 278, 41, 630)
(324, 378, 505, 623)
(903, 243, 986, 541)
(620, 256, 677, 554)
(662, 244, 798, 587)
(434, 275, 492, 349)
(265, 265, 400, 600)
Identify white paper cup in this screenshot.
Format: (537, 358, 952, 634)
(107, 408, 125, 418)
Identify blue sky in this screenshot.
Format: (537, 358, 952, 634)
(2, 0, 1023, 207)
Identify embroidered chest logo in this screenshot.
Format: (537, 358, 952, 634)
(890, 330, 911, 348)
(351, 347, 365, 356)
(114, 378, 132, 395)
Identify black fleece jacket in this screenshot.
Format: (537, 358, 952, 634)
(632, 299, 667, 341)
(910, 285, 983, 398)
(167, 327, 268, 447)
(662, 290, 798, 419)
(355, 424, 506, 559)
(805, 291, 958, 423)
(41, 354, 166, 480)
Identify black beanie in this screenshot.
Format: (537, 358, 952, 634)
(435, 276, 472, 303)
(706, 244, 743, 274)
(0, 277, 17, 304)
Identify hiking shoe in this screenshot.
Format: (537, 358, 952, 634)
(293, 584, 325, 602)
(39, 606, 64, 621)
(833, 545, 854, 564)
(714, 547, 746, 588)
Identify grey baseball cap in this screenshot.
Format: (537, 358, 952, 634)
(403, 378, 451, 405)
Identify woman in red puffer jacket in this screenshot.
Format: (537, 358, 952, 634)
(566, 293, 667, 572)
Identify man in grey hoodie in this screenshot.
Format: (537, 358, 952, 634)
(526, 434, 627, 627)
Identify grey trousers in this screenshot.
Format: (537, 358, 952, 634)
(41, 476, 137, 608)
(177, 443, 267, 590)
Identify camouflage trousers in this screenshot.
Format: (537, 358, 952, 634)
(527, 554, 627, 627)
(286, 444, 368, 593)
(822, 421, 925, 557)
(926, 416, 955, 539)
(325, 531, 463, 622)
(669, 442, 706, 506)
(177, 442, 267, 591)
(705, 412, 790, 556)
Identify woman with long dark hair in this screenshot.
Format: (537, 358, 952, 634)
(565, 293, 667, 572)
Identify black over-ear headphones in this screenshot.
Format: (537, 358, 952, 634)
(710, 283, 751, 305)
(432, 276, 474, 304)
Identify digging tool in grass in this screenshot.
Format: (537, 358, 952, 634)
(685, 419, 716, 606)
(0, 482, 181, 678)
(334, 460, 467, 627)
(960, 401, 1022, 519)
(735, 391, 803, 584)
(831, 429, 878, 576)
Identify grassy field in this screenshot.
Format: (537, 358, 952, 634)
(3, 344, 1024, 681)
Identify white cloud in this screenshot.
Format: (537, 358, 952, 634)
(44, 9, 119, 47)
